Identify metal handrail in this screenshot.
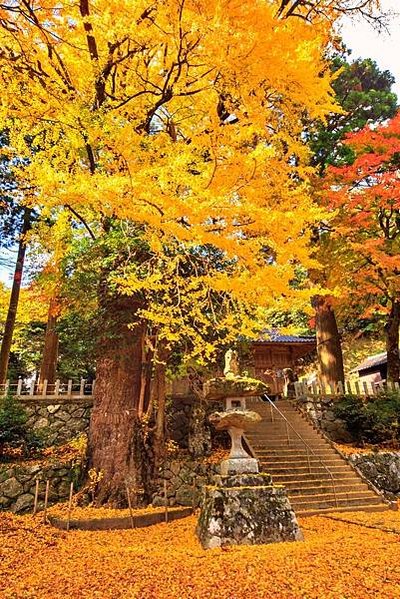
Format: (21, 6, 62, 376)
(260, 394, 338, 508)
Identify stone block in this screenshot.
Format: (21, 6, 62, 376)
(0, 495, 12, 508)
(220, 457, 259, 475)
(175, 485, 196, 506)
(47, 404, 61, 414)
(197, 478, 302, 549)
(13, 493, 34, 513)
(1, 477, 24, 498)
(215, 473, 273, 488)
(32, 417, 49, 430)
(55, 410, 71, 422)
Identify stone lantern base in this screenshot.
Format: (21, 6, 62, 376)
(196, 473, 303, 549)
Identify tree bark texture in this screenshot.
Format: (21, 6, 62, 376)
(0, 208, 31, 384)
(151, 343, 168, 472)
(87, 294, 146, 505)
(38, 298, 59, 386)
(314, 296, 345, 386)
(385, 300, 400, 383)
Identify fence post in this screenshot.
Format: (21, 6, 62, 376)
(54, 379, 60, 396)
(67, 379, 73, 396)
(79, 378, 85, 396)
(4, 380, 10, 396)
(29, 380, 35, 396)
(42, 380, 48, 396)
(91, 379, 96, 395)
(16, 378, 23, 396)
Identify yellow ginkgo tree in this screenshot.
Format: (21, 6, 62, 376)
(0, 0, 364, 502)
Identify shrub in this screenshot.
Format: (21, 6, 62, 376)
(334, 390, 400, 446)
(0, 393, 42, 460)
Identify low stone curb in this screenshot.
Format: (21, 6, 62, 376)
(48, 506, 193, 530)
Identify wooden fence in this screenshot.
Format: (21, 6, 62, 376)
(0, 378, 95, 399)
(294, 379, 400, 398)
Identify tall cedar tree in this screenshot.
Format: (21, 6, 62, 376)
(0, 0, 382, 502)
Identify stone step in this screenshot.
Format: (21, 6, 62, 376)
(296, 503, 390, 517)
(265, 465, 355, 475)
(257, 453, 339, 463)
(285, 482, 369, 495)
(245, 399, 388, 515)
(249, 430, 324, 437)
(251, 441, 331, 449)
(260, 458, 346, 469)
(290, 494, 383, 511)
(254, 448, 335, 456)
(268, 470, 362, 482)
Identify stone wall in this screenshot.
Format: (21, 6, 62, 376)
(0, 460, 81, 513)
(296, 395, 352, 442)
(152, 455, 220, 508)
(22, 397, 93, 446)
(347, 451, 400, 500)
(21, 395, 214, 449)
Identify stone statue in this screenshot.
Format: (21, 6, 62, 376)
(283, 367, 297, 398)
(223, 349, 240, 378)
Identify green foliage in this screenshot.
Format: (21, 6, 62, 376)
(334, 391, 400, 445)
(0, 393, 42, 459)
(310, 53, 397, 172)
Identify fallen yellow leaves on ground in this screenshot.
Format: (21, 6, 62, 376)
(48, 503, 184, 520)
(1, 508, 400, 599)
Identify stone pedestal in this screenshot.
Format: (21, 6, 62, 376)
(196, 473, 303, 549)
(220, 457, 259, 475)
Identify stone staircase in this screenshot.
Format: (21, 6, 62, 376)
(245, 398, 389, 516)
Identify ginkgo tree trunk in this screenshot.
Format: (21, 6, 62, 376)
(0, 0, 360, 503)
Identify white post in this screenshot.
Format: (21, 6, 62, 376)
(4, 380, 10, 396)
(79, 378, 85, 396)
(67, 379, 73, 396)
(17, 378, 23, 395)
(42, 380, 48, 396)
(54, 379, 60, 396)
(29, 380, 35, 396)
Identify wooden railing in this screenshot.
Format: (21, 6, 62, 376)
(294, 379, 400, 398)
(0, 378, 95, 399)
